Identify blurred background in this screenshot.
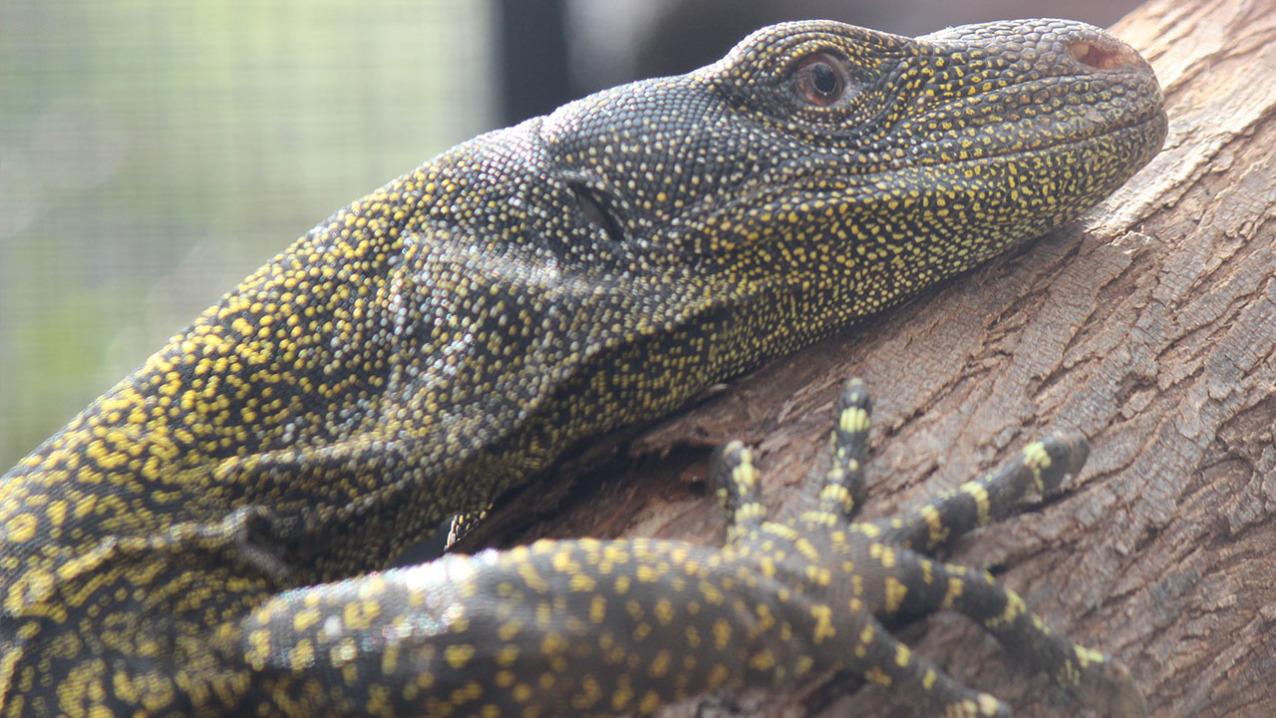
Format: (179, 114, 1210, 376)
(0, 0, 1141, 467)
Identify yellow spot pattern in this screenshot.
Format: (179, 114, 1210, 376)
(0, 16, 1162, 718)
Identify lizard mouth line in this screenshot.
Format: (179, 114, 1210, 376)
(887, 68, 1164, 154)
(658, 112, 1169, 247)
(624, 110, 1168, 261)
(902, 105, 1168, 168)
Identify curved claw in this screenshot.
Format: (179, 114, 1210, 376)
(1077, 657, 1148, 718)
(1037, 428, 1090, 494)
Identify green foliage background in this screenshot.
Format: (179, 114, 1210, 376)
(0, 1, 493, 466)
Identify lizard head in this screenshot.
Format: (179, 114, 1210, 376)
(527, 19, 1165, 327)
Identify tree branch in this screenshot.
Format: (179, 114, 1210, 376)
(475, 2, 1276, 715)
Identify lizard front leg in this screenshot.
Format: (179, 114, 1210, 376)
(215, 379, 1144, 718)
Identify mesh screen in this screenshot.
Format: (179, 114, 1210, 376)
(0, 1, 494, 466)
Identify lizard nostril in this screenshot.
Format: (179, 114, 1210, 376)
(1067, 39, 1140, 70)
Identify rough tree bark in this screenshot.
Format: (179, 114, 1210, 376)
(461, 1, 1276, 716)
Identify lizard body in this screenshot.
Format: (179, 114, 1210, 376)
(232, 380, 1145, 717)
(0, 18, 1164, 717)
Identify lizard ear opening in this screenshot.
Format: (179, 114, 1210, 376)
(571, 184, 626, 244)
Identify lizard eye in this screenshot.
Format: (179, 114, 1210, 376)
(572, 185, 625, 243)
(793, 52, 851, 107)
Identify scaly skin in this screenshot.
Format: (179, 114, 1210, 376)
(230, 379, 1147, 717)
(1, 19, 1164, 717)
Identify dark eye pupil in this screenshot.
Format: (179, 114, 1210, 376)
(811, 63, 838, 95)
(795, 53, 848, 107)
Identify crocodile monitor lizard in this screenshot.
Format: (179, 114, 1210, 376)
(0, 18, 1165, 718)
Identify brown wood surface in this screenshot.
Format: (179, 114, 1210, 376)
(464, 1, 1276, 715)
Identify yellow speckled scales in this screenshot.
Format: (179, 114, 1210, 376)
(230, 380, 1146, 718)
(1, 18, 1164, 717)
